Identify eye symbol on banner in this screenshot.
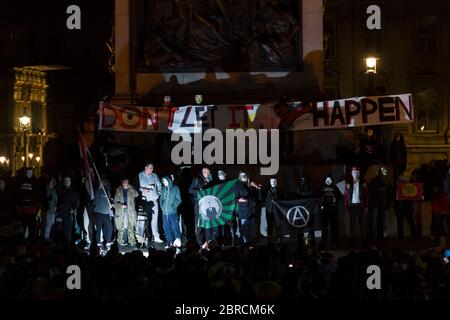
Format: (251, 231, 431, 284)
(286, 206, 310, 228)
(199, 195, 223, 221)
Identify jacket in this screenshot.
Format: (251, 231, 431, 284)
(46, 186, 58, 215)
(234, 181, 254, 219)
(159, 177, 182, 215)
(189, 174, 212, 203)
(344, 180, 368, 208)
(58, 186, 80, 215)
(114, 185, 139, 217)
(320, 183, 341, 208)
(138, 171, 161, 202)
(265, 186, 285, 213)
(368, 175, 393, 209)
(92, 186, 111, 215)
(14, 175, 41, 208)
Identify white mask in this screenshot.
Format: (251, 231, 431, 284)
(162, 179, 169, 187)
(270, 179, 277, 188)
(195, 94, 203, 105)
(325, 177, 332, 186)
(239, 174, 248, 183)
(352, 170, 360, 180)
(218, 174, 225, 181)
(381, 167, 388, 176)
(26, 170, 33, 179)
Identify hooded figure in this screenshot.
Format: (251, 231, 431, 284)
(368, 166, 393, 241)
(56, 176, 80, 244)
(389, 132, 407, 180)
(234, 172, 255, 246)
(319, 175, 341, 249)
(160, 176, 182, 248)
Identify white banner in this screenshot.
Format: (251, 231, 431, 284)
(98, 94, 414, 133)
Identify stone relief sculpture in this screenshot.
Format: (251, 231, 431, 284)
(141, 0, 300, 70)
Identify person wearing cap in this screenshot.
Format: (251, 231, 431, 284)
(344, 166, 368, 246)
(368, 166, 393, 241)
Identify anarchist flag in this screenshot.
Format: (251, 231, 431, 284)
(273, 199, 321, 234)
(197, 179, 237, 229)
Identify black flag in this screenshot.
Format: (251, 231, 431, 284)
(273, 199, 321, 234)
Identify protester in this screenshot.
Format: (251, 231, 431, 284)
(13, 168, 41, 242)
(92, 178, 113, 249)
(431, 182, 448, 248)
(114, 178, 139, 248)
(44, 177, 58, 240)
(160, 176, 182, 249)
(368, 166, 393, 241)
(319, 175, 341, 249)
(389, 132, 407, 181)
(234, 172, 256, 247)
(264, 177, 285, 242)
(189, 167, 215, 246)
(393, 172, 417, 240)
(344, 166, 368, 246)
(56, 176, 80, 244)
(137, 162, 163, 245)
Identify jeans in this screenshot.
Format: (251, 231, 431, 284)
(239, 218, 251, 245)
(321, 206, 339, 246)
(368, 207, 386, 240)
(143, 200, 161, 241)
(162, 213, 181, 244)
(348, 206, 366, 243)
(45, 212, 56, 239)
(194, 205, 218, 245)
(94, 213, 113, 244)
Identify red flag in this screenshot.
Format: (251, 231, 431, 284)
(78, 127, 95, 200)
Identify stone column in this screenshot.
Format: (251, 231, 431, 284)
(302, 0, 324, 90)
(113, 0, 132, 104)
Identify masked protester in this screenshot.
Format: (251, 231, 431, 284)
(137, 162, 163, 245)
(114, 178, 139, 248)
(264, 177, 285, 242)
(344, 166, 368, 247)
(44, 177, 58, 241)
(189, 167, 215, 246)
(160, 176, 182, 249)
(13, 168, 41, 242)
(319, 175, 341, 250)
(368, 166, 393, 241)
(56, 176, 80, 244)
(234, 172, 259, 247)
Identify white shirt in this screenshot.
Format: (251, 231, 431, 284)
(352, 181, 361, 204)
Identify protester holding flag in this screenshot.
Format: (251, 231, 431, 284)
(189, 167, 215, 246)
(160, 176, 182, 249)
(114, 178, 139, 248)
(216, 170, 236, 245)
(92, 177, 113, 249)
(344, 166, 368, 247)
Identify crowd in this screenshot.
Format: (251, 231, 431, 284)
(1, 238, 450, 300)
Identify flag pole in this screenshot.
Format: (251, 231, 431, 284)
(79, 127, 112, 208)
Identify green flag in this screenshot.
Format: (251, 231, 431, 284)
(197, 179, 237, 229)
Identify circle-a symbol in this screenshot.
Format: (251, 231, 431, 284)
(199, 195, 222, 221)
(286, 206, 310, 228)
(402, 183, 417, 197)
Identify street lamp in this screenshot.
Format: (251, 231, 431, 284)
(365, 57, 378, 74)
(18, 115, 31, 167)
(35, 156, 41, 163)
(0, 156, 6, 165)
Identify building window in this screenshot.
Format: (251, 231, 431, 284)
(416, 88, 439, 133)
(324, 18, 336, 58)
(416, 16, 438, 55)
